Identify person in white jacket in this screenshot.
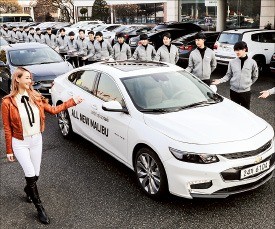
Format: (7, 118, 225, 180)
(155, 32, 179, 64)
(258, 87, 275, 98)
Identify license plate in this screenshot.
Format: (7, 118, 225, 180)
(240, 160, 270, 179)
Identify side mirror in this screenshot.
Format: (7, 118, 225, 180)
(102, 101, 129, 114)
(209, 85, 217, 93)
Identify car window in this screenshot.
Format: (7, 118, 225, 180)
(8, 47, 63, 66)
(251, 32, 275, 43)
(122, 71, 217, 110)
(218, 33, 242, 44)
(68, 70, 97, 92)
(96, 73, 124, 106)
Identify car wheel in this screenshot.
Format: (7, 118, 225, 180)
(254, 58, 267, 75)
(58, 110, 74, 139)
(134, 148, 168, 199)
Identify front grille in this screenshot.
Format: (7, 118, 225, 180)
(221, 140, 272, 159)
(221, 153, 275, 181)
(214, 171, 273, 195)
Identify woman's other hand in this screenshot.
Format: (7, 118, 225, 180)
(7, 154, 15, 162)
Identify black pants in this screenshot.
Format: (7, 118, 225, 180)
(87, 60, 98, 65)
(202, 79, 211, 86)
(60, 53, 66, 58)
(78, 57, 88, 67)
(68, 56, 78, 68)
(230, 90, 251, 110)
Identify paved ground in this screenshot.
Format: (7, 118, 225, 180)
(0, 67, 274, 229)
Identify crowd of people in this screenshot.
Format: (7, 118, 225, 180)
(0, 25, 179, 68)
(1, 24, 274, 105)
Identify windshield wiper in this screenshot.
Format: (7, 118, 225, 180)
(139, 108, 172, 113)
(39, 61, 58, 64)
(178, 101, 214, 110)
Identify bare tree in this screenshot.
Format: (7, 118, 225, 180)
(52, 0, 74, 22)
(34, 0, 57, 21)
(0, 0, 22, 13)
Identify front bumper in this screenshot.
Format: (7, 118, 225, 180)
(164, 144, 275, 199)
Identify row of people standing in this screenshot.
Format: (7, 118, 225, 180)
(1, 24, 47, 44)
(1, 24, 180, 68)
(57, 29, 180, 68)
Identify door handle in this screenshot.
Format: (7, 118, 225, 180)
(91, 104, 97, 110)
(264, 49, 268, 50)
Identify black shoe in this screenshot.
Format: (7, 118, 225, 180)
(25, 176, 50, 224)
(24, 176, 39, 203)
(24, 186, 33, 203)
(36, 205, 50, 224)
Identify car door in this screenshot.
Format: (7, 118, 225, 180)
(67, 70, 99, 140)
(90, 72, 131, 162)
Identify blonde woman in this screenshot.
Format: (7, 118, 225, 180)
(1, 67, 83, 224)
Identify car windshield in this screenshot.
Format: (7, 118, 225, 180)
(9, 47, 64, 66)
(218, 33, 241, 44)
(122, 26, 140, 33)
(38, 22, 56, 28)
(121, 70, 222, 112)
(94, 25, 108, 31)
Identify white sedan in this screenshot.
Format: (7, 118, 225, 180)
(51, 61, 274, 199)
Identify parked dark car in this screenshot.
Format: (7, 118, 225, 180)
(270, 53, 275, 73)
(171, 31, 220, 67)
(151, 22, 203, 32)
(113, 25, 153, 44)
(129, 27, 202, 53)
(0, 43, 73, 96)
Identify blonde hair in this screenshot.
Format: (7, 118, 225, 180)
(4, 67, 44, 103)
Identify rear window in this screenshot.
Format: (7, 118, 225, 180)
(218, 33, 242, 44)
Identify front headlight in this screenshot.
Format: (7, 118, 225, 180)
(169, 147, 219, 164)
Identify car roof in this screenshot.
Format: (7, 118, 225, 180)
(3, 42, 49, 51)
(222, 29, 273, 34)
(77, 61, 182, 78)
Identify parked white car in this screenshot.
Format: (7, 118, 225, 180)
(214, 29, 275, 72)
(51, 61, 274, 199)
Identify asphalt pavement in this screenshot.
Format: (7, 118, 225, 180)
(0, 66, 274, 229)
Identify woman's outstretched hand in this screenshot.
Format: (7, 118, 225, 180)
(73, 96, 84, 104)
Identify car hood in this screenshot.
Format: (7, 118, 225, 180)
(143, 100, 267, 144)
(23, 62, 72, 81)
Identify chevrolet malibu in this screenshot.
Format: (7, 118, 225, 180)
(51, 61, 274, 199)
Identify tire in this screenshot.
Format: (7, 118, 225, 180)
(57, 109, 74, 139)
(254, 58, 267, 75)
(134, 148, 168, 199)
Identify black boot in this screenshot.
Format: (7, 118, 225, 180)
(25, 177, 50, 224)
(24, 176, 39, 203)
